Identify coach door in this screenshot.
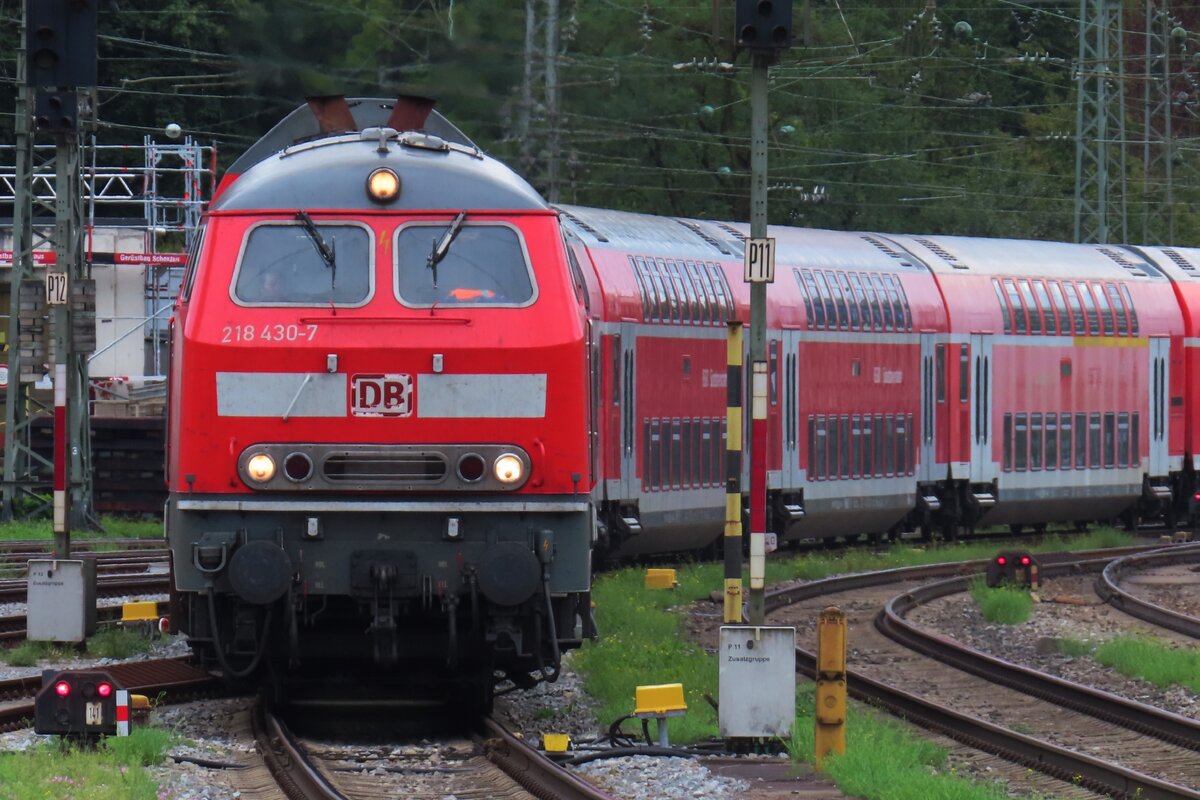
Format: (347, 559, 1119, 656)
(1149, 337, 1169, 475)
(781, 330, 802, 486)
(618, 323, 639, 499)
(919, 334, 937, 482)
(969, 334, 994, 483)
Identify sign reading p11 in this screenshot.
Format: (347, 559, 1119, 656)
(744, 237, 775, 283)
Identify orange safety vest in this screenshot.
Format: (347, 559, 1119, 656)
(448, 288, 497, 301)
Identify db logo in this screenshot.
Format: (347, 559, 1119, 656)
(351, 373, 413, 417)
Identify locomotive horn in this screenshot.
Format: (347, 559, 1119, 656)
(306, 96, 356, 134)
(386, 95, 436, 132)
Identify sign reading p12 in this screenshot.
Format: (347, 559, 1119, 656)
(744, 237, 775, 283)
(45, 272, 68, 305)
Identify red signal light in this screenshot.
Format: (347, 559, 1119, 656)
(97, 683, 112, 698)
(1193, 492, 1200, 501)
(996, 556, 1007, 566)
(54, 681, 70, 697)
(1020, 556, 1031, 566)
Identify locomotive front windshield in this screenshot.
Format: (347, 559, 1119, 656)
(394, 222, 535, 306)
(233, 223, 372, 305)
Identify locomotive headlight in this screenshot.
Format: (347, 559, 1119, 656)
(246, 453, 276, 483)
(366, 168, 400, 203)
(493, 453, 524, 485)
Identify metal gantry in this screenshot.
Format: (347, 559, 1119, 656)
(1074, 0, 1129, 244)
(1141, 1, 1178, 245)
(3, 37, 93, 538)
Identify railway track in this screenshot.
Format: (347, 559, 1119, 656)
(764, 546, 1200, 799)
(1095, 543, 1200, 639)
(0, 572, 169, 604)
(251, 702, 616, 800)
(0, 657, 214, 734)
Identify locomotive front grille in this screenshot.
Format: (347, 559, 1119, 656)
(323, 452, 448, 483)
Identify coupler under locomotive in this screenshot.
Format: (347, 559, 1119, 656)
(167, 497, 596, 703)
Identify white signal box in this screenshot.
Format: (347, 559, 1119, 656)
(27, 559, 97, 643)
(718, 625, 796, 737)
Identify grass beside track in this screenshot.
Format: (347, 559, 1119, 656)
(969, 578, 1034, 624)
(573, 529, 1134, 799)
(0, 516, 162, 543)
(1059, 634, 1200, 693)
(0, 727, 173, 800)
(2, 628, 157, 667)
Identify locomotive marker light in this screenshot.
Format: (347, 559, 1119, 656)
(494, 453, 525, 484)
(246, 453, 276, 483)
(366, 167, 400, 203)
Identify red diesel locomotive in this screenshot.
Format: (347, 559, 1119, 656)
(166, 96, 1198, 697)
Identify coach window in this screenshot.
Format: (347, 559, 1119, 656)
(683, 261, 709, 325)
(849, 273, 870, 330)
(1060, 412, 1072, 469)
(1003, 413, 1013, 471)
(712, 262, 734, 322)
(959, 345, 970, 403)
(1117, 412, 1130, 467)
(1045, 413, 1058, 470)
(1077, 283, 1100, 335)
(873, 414, 885, 476)
(898, 414, 911, 474)
(850, 415, 863, 477)
(837, 272, 860, 330)
(1131, 412, 1140, 465)
(1105, 283, 1128, 336)
(1017, 280, 1041, 335)
(992, 278, 1013, 335)
(1030, 413, 1043, 470)
(814, 416, 827, 479)
(1063, 282, 1086, 335)
(236, 221, 372, 306)
(667, 260, 691, 323)
(883, 275, 905, 332)
(1014, 413, 1028, 471)
(1002, 279, 1027, 334)
(697, 261, 719, 325)
(1033, 281, 1056, 335)
(769, 341, 779, 405)
(891, 275, 913, 331)
(1048, 281, 1069, 333)
(1074, 412, 1088, 469)
(883, 415, 895, 477)
(828, 416, 841, 478)
(862, 416, 874, 477)
(793, 269, 814, 328)
(671, 418, 683, 487)
(1088, 412, 1102, 468)
(1120, 284, 1139, 335)
(1102, 412, 1115, 468)
(660, 260, 678, 322)
(839, 415, 851, 478)
(935, 344, 946, 403)
(814, 271, 837, 329)
(803, 270, 826, 329)
(826, 271, 849, 330)
(871, 274, 895, 330)
(631, 257, 651, 321)
(1092, 283, 1115, 336)
(681, 261, 702, 324)
(862, 273, 883, 331)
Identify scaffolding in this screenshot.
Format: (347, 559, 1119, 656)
(1, 136, 216, 376)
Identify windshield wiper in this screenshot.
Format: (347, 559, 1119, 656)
(296, 210, 337, 285)
(426, 210, 467, 288)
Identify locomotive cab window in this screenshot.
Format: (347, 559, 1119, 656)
(395, 222, 535, 307)
(233, 221, 372, 306)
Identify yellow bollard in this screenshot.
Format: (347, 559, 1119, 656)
(814, 607, 847, 770)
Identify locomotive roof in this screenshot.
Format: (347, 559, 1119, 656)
(891, 234, 1167, 281)
(212, 127, 547, 212)
(226, 97, 476, 177)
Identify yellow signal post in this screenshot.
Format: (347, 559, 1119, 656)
(724, 321, 744, 624)
(814, 607, 847, 770)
